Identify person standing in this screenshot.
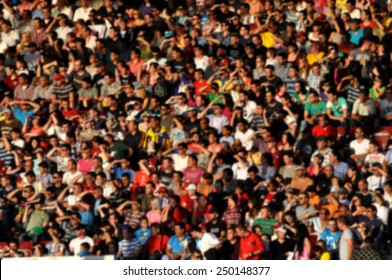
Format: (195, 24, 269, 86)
(337, 216, 354, 260)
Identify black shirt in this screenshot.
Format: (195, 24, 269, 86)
(269, 238, 295, 260)
(124, 131, 144, 151)
(206, 219, 227, 238)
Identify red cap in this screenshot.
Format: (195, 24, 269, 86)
(54, 74, 64, 81)
(157, 186, 168, 193)
(296, 31, 306, 38)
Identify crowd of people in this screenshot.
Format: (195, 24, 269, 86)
(0, 0, 392, 260)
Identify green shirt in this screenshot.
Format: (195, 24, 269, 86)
(292, 92, 309, 104)
(305, 101, 326, 117)
(369, 86, 385, 101)
(110, 141, 129, 160)
(26, 210, 50, 232)
(206, 92, 223, 104)
(326, 97, 348, 117)
(252, 218, 278, 236)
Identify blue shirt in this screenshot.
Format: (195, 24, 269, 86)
(115, 167, 135, 181)
(134, 228, 151, 244)
(13, 107, 34, 125)
(79, 211, 94, 232)
(167, 235, 190, 254)
(320, 229, 342, 251)
(349, 29, 364, 45)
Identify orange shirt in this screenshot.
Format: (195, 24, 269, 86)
(127, 59, 145, 77)
(239, 231, 264, 260)
(309, 195, 322, 209)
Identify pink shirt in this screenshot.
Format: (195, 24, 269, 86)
(146, 211, 162, 224)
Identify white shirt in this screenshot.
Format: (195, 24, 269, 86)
(384, 192, 392, 209)
(1, 30, 20, 47)
(172, 154, 189, 172)
(366, 175, 386, 192)
(349, 138, 370, 155)
(56, 26, 73, 42)
(69, 236, 94, 256)
(206, 114, 229, 134)
(73, 7, 92, 22)
(62, 170, 84, 186)
(234, 128, 255, 151)
(240, 100, 257, 123)
(232, 161, 249, 181)
(198, 233, 220, 259)
(194, 56, 209, 71)
(373, 203, 389, 225)
(343, 8, 361, 19)
(51, 6, 73, 20)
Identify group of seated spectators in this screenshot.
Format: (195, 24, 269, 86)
(0, 0, 392, 260)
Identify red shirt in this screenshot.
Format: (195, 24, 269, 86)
(180, 194, 196, 212)
(4, 75, 19, 90)
(183, 167, 205, 184)
(270, 150, 282, 171)
(170, 206, 189, 223)
(239, 231, 264, 260)
(146, 235, 169, 254)
(62, 109, 79, 119)
(194, 80, 208, 96)
(132, 171, 152, 198)
(312, 124, 337, 139)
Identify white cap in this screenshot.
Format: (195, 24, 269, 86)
(285, 115, 297, 125)
(185, 184, 197, 191)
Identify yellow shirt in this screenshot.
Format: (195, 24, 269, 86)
(335, 0, 347, 11)
(260, 32, 275, 48)
(307, 52, 325, 66)
(384, 17, 392, 28)
(247, 152, 262, 166)
(320, 252, 331, 260)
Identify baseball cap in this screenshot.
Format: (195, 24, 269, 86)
(27, 42, 37, 48)
(338, 188, 349, 195)
(358, 85, 367, 93)
(74, 224, 86, 231)
(54, 73, 64, 81)
(2, 108, 12, 114)
(187, 106, 197, 112)
(295, 166, 305, 171)
(157, 186, 168, 193)
(185, 184, 197, 191)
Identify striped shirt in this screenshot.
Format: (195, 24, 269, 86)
(345, 85, 361, 107)
(52, 83, 74, 100)
(123, 209, 145, 229)
(286, 77, 301, 97)
(118, 238, 142, 258)
(333, 161, 349, 181)
(0, 148, 15, 166)
(222, 207, 241, 227)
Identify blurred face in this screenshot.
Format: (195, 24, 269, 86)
(174, 225, 184, 237)
(324, 166, 333, 176)
(328, 220, 337, 232)
(227, 229, 235, 240)
(235, 228, 246, 237)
